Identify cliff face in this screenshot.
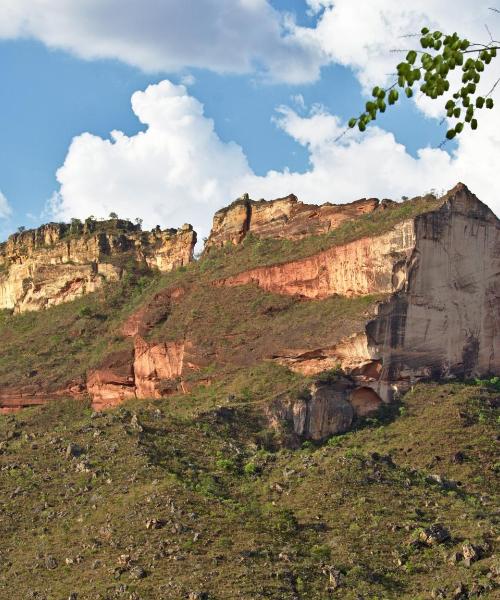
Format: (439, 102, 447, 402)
(218, 219, 416, 298)
(1, 184, 499, 437)
(262, 184, 500, 402)
(367, 184, 500, 399)
(0, 221, 196, 313)
(204, 193, 393, 251)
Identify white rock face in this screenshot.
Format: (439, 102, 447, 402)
(0, 222, 196, 313)
(367, 183, 500, 399)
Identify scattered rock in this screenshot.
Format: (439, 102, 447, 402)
(419, 524, 451, 546)
(322, 566, 343, 591)
(462, 542, 479, 567)
(129, 565, 147, 580)
(66, 443, 84, 458)
(146, 518, 164, 530)
(451, 583, 468, 600)
(44, 556, 57, 570)
(452, 451, 466, 464)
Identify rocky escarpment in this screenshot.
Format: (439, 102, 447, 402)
(218, 219, 416, 299)
(84, 184, 500, 427)
(0, 219, 195, 313)
(204, 193, 394, 251)
(2, 183, 499, 445)
(260, 184, 499, 403)
(367, 184, 500, 400)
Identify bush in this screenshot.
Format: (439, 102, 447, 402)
(310, 544, 331, 561)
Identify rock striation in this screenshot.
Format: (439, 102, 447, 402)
(2, 183, 499, 426)
(0, 220, 196, 313)
(218, 219, 416, 299)
(263, 184, 500, 403)
(204, 193, 394, 251)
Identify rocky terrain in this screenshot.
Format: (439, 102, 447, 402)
(0, 183, 498, 599)
(0, 218, 195, 313)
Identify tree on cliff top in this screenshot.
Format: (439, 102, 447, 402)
(349, 14, 500, 142)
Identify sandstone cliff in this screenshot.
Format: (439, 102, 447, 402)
(1, 184, 499, 444)
(204, 192, 394, 252)
(256, 184, 500, 403)
(0, 220, 196, 313)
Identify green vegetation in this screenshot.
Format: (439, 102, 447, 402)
(0, 382, 498, 598)
(0, 232, 385, 393)
(350, 28, 498, 139)
(203, 193, 442, 277)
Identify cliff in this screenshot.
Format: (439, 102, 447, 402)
(204, 192, 394, 252)
(0, 219, 196, 313)
(1, 184, 498, 443)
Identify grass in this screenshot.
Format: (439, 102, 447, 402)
(0, 234, 386, 393)
(0, 381, 497, 599)
(200, 193, 442, 278)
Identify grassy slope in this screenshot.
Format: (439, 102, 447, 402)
(0, 379, 498, 599)
(0, 249, 384, 393)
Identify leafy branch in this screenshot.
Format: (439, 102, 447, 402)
(349, 28, 498, 139)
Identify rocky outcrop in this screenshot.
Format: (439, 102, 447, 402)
(204, 193, 394, 252)
(87, 336, 192, 410)
(273, 332, 374, 376)
(217, 219, 416, 299)
(267, 377, 383, 443)
(133, 336, 185, 399)
(264, 184, 500, 401)
(86, 350, 137, 411)
(366, 183, 500, 400)
(0, 220, 195, 313)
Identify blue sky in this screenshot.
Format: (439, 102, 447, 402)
(0, 1, 498, 240)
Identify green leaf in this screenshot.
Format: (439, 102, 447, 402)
(377, 99, 386, 112)
(486, 98, 494, 109)
(476, 96, 485, 109)
(348, 118, 357, 128)
(421, 27, 430, 35)
(446, 129, 456, 139)
(372, 86, 381, 98)
(471, 119, 478, 130)
(406, 50, 417, 65)
(453, 107, 461, 118)
(405, 87, 413, 98)
(460, 39, 470, 50)
(358, 121, 366, 132)
(455, 122, 464, 133)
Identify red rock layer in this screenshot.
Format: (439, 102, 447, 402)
(217, 220, 416, 299)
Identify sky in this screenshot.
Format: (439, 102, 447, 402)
(0, 0, 499, 242)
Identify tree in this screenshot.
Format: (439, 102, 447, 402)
(349, 24, 499, 141)
(17, 226, 26, 233)
(109, 212, 118, 219)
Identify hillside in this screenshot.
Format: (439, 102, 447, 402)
(0, 183, 499, 598)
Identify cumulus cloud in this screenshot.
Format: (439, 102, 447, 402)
(0, 191, 12, 219)
(50, 80, 499, 245)
(302, 0, 497, 93)
(53, 81, 253, 240)
(0, 0, 324, 83)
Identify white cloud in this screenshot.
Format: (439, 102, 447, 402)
(50, 80, 500, 246)
(302, 0, 497, 93)
(0, 0, 325, 84)
(53, 81, 253, 240)
(0, 191, 12, 219)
